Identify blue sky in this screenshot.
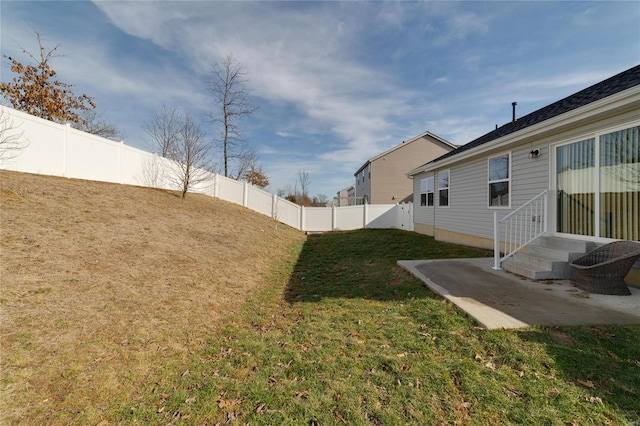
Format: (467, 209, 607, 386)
(1, 1, 639, 198)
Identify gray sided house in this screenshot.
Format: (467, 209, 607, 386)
(355, 131, 456, 205)
(408, 64, 640, 286)
(336, 184, 357, 206)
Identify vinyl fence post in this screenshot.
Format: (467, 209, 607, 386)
(272, 193, 277, 219)
(332, 206, 337, 230)
(213, 173, 219, 198)
(63, 122, 70, 178)
(243, 182, 249, 207)
(119, 140, 124, 184)
(363, 203, 368, 228)
(300, 206, 305, 232)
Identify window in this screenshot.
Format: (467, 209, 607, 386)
(488, 153, 510, 207)
(438, 170, 449, 206)
(420, 176, 434, 206)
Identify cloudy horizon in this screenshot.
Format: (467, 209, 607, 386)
(1, 1, 638, 197)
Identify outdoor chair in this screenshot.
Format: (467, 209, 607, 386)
(569, 241, 640, 296)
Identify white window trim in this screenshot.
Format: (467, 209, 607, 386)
(487, 151, 511, 209)
(438, 169, 450, 208)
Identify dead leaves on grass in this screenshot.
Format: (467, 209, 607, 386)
(577, 379, 596, 389)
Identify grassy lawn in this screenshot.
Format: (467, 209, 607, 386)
(119, 230, 640, 425)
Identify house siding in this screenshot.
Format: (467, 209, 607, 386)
(355, 167, 371, 204)
(370, 140, 451, 204)
(356, 133, 455, 205)
(412, 112, 640, 267)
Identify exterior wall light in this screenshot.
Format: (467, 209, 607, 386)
(529, 149, 540, 159)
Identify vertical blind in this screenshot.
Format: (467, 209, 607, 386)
(599, 126, 640, 241)
(556, 138, 595, 236)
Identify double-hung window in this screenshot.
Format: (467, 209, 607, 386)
(438, 170, 449, 207)
(488, 153, 510, 207)
(419, 176, 434, 206)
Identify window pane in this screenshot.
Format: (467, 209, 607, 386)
(420, 178, 427, 192)
(556, 138, 595, 236)
(599, 126, 639, 240)
(426, 176, 434, 191)
(420, 193, 427, 206)
(489, 182, 509, 206)
(439, 189, 449, 206)
(489, 154, 509, 180)
(439, 170, 449, 189)
(427, 193, 434, 206)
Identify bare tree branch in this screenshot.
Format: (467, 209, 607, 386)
(209, 54, 258, 177)
(0, 108, 29, 162)
(142, 105, 182, 157)
(74, 109, 124, 141)
(166, 112, 212, 198)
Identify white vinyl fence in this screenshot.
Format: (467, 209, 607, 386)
(0, 106, 413, 232)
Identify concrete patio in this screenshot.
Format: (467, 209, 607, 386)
(398, 257, 640, 329)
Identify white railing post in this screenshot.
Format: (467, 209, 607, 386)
(493, 211, 501, 270)
(544, 191, 549, 235)
(494, 190, 548, 266)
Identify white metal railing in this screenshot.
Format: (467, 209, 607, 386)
(493, 190, 549, 270)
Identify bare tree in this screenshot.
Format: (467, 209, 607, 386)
(138, 152, 165, 188)
(298, 170, 311, 205)
(167, 112, 211, 198)
(312, 194, 329, 206)
(229, 146, 258, 180)
(209, 54, 257, 177)
(74, 109, 123, 141)
(0, 108, 29, 161)
(142, 105, 182, 157)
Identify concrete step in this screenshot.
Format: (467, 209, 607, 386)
(502, 236, 591, 280)
(527, 244, 585, 263)
(501, 258, 557, 280)
(513, 252, 558, 270)
(534, 236, 594, 253)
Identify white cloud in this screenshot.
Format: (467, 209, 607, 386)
(94, 1, 415, 172)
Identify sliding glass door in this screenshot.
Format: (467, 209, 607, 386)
(556, 138, 596, 236)
(555, 125, 639, 241)
(599, 126, 639, 240)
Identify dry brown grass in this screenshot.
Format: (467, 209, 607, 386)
(0, 170, 306, 425)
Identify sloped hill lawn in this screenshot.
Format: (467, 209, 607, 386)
(1, 170, 639, 425)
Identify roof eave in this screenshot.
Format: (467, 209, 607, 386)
(407, 85, 640, 177)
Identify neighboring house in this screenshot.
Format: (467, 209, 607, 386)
(408, 64, 640, 285)
(336, 184, 358, 206)
(355, 131, 456, 204)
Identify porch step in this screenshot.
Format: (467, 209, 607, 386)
(501, 237, 594, 280)
(534, 236, 594, 253)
